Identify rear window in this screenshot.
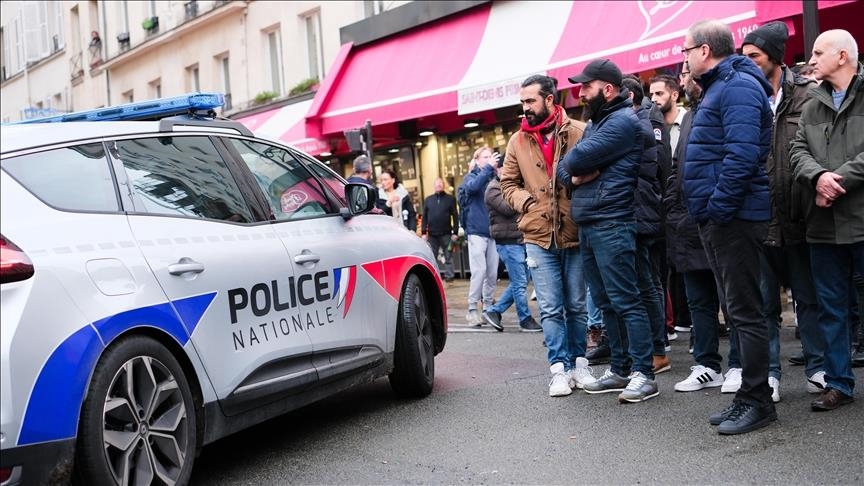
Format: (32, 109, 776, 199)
(1, 143, 119, 212)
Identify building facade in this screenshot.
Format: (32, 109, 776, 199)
(0, 0, 408, 122)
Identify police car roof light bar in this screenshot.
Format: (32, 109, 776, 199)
(11, 93, 225, 124)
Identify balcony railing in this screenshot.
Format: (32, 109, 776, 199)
(70, 51, 84, 79)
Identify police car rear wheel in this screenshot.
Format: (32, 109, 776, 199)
(75, 336, 197, 486)
(389, 274, 435, 397)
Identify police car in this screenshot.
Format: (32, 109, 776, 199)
(0, 93, 447, 485)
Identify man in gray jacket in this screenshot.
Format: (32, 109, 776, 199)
(790, 29, 863, 412)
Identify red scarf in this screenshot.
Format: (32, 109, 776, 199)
(520, 105, 562, 177)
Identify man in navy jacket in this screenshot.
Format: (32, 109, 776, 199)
(558, 59, 657, 404)
(681, 19, 774, 435)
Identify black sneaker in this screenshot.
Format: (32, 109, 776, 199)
(709, 401, 741, 426)
(586, 341, 610, 365)
(717, 401, 777, 435)
(519, 316, 542, 332)
(852, 346, 864, 368)
(483, 310, 504, 331)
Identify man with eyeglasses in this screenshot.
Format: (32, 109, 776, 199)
(557, 59, 657, 403)
(680, 20, 774, 435)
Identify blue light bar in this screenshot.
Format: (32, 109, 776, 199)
(12, 93, 225, 124)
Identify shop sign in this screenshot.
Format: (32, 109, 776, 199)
(457, 77, 524, 115)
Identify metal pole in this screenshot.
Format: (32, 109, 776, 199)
(364, 119, 373, 161)
(802, 0, 820, 63)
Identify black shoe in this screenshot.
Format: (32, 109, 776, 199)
(788, 353, 806, 366)
(717, 401, 777, 435)
(852, 347, 864, 368)
(586, 342, 610, 365)
(483, 310, 503, 331)
(709, 402, 736, 426)
(519, 316, 542, 332)
(718, 325, 730, 338)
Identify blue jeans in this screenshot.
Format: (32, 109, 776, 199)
(586, 286, 603, 327)
(760, 244, 824, 380)
(637, 235, 667, 355)
(526, 242, 587, 369)
(580, 219, 654, 378)
(489, 243, 531, 322)
(809, 242, 864, 397)
(682, 269, 723, 373)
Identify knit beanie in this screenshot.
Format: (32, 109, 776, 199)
(743, 21, 789, 64)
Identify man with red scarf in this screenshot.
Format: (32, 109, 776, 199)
(558, 59, 658, 403)
(501, 75, 597, 397)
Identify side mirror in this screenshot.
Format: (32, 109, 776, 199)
(341, 183, 376, 219)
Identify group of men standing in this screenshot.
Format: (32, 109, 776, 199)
(426, 19, 860, 437)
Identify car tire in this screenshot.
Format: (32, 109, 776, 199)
(389, 273, 435, 398)
(75, 335, 197, 486)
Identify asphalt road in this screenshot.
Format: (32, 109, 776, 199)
(190, 279, 864, 485)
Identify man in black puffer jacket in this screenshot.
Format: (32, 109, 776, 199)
(623, 76, 669, 375)
(558, 59, 657, 403)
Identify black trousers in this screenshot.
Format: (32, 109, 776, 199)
(699, 219, 771, 406)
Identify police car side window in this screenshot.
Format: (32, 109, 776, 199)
(295, 152, 347, 206)
(111, 136, 254, 223)
(1, 143, 119, 212)
(228, 139, 336, 220)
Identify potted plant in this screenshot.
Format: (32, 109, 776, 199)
(253, 90, 278, 105)
(288, 77, 319, 96)
(142, 16, 159, 32)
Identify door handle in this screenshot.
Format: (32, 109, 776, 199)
(294, 253, 320, 264)
(168, 258, 205, 276)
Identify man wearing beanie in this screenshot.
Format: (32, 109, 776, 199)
(742, 21, 824, 405)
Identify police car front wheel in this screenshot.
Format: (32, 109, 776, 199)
(75, 336, 197, 486)
(389, 274, 435, 397)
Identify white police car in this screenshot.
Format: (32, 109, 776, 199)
(0, 93, 447, 485)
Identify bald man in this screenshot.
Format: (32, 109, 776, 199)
(421, 177, 460, 282)
(790, 29, 863, 412)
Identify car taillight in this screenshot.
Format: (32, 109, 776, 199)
(0, 234, 34, 284)
(0, 466, 11, 482)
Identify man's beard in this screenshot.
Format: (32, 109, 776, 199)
(582, 93, 606, 120)
(659, 98, 673, 114)
(524, 104, 550, 127)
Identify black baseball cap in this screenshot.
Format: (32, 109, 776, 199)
(568, 59, 623, 86)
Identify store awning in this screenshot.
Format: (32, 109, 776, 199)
(234, 99, 329, 155)
(308, 0, 860, 135)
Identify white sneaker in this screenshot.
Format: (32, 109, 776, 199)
(466, 309, 481, 327)
(769, 376, 781, 403)
(570, 357, 597, 389)
(667, 331, 678, 341)
(549, 362, 573, 397)
(721, 368, 743, 393)
(807, 371, 827, 394)
(674, 365, 723, 392)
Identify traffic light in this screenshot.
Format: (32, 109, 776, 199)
(344, 119, 373, 160)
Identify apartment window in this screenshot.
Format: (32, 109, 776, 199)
(150, 78, 161, 98)
(186, 64, 200, 92)
(218, 55, 232, 109)
(265, 29, 283, 94)
(302, 11, 324, 80)
(363, 1, 385, 17)
(123, 90, 133, 103)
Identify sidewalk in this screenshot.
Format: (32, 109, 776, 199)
(443, 277, 541, 332)
(441, 276, 796, 332)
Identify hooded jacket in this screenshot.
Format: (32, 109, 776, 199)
(557, 89, 643, 223)
(790, 63, 864, 245)
(765, 66, 816, 247)
(459, 164, 496, 237)
(500, 111, 586, 250)
(682, 55, 772, 225)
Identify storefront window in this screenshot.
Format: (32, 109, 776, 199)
(440, 122, 519, 192)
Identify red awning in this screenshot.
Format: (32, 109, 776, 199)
(308, 0, 862, 136)
(234, 99, 329, 156)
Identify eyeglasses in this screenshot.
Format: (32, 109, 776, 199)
(682, 44, 704, 56)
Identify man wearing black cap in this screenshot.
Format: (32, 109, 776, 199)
(742, 21, 824, 405)
(557, 59, 658, 403)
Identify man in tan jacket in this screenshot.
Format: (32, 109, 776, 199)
(500, 74, 596, 397)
